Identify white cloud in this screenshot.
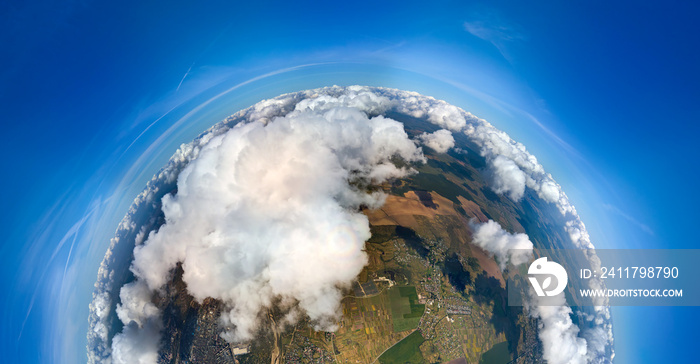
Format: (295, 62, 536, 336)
(393, 92, 472, 132)
(462, 121, 565, 203)
(535, 178, 561, 203)
(418, 129, 455, 153)
(583, 326, 612, 363)
(529, 294, 588, 364)
(427, 103, 467, 131)
(470, 219, 533, 270)
(115, 281, 159, 327)
(294, 88, 392, 115)
(110, 276, 163, 363)
(488, 155, 527, 201)
(111, 318, 162, 364)
(87, 291, 110, 359)
(112, 95, 425, 351)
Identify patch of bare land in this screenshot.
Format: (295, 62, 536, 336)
(457, 196, 489, 223)
(366, 191, 459, 228)
(469, 245, 505, 287)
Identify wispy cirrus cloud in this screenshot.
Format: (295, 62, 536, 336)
(464, 13, 526, 62)
(602, 203, 654, 235)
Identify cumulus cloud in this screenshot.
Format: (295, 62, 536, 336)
(393, 92, 473, 132)
(418, 129, 455, 153)
(535, 178, 561, 203)
(529, 294, 588, 364)
(87, 292, 111, 357)
(115, 281, 159, 327)
(111, 318, 162, 364)
(583, 326, 612, 363)
(461, 122, 564, 204)
(488, 155, 527, 201)
(470, 219, 533, 270)
(426, 103, 468, 131)
(294, 87, 392, 115)
(111, 94, 425, 356)
(111, 282, 162, 363)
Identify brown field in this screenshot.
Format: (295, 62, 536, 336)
(365, 191, 461, 229)
(470, 245, 505, 286)
(457, 196, 489, 223)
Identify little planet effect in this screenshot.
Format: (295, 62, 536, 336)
(87, 86, 613, 364)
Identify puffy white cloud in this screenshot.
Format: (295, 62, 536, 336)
(535, 178, 561, 203)
(427, 103, 467, 131)
(418, 129, 455, 153)
(294, 88, 392, 115)
(115, 281, 159, 327)
(110, 281, 163, 363)
(113, 100, 425, 349)
(87, 291, 111, 359)
(583, 326, 612, 363)
(246, 94, 300, 125)
(470, 219, 533, 270)
(488, 155, 527, 201)
(111, 318, 162, 364)
(529, 294, 588, 364)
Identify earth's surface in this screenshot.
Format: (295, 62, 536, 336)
(88, 86, 611, 364)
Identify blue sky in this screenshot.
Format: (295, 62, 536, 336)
(1, 1, 699, 363)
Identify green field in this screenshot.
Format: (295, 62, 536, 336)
(479, 341, 511, 364)
(378, 330, 425, 364)
(388, 286, 425, 332)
